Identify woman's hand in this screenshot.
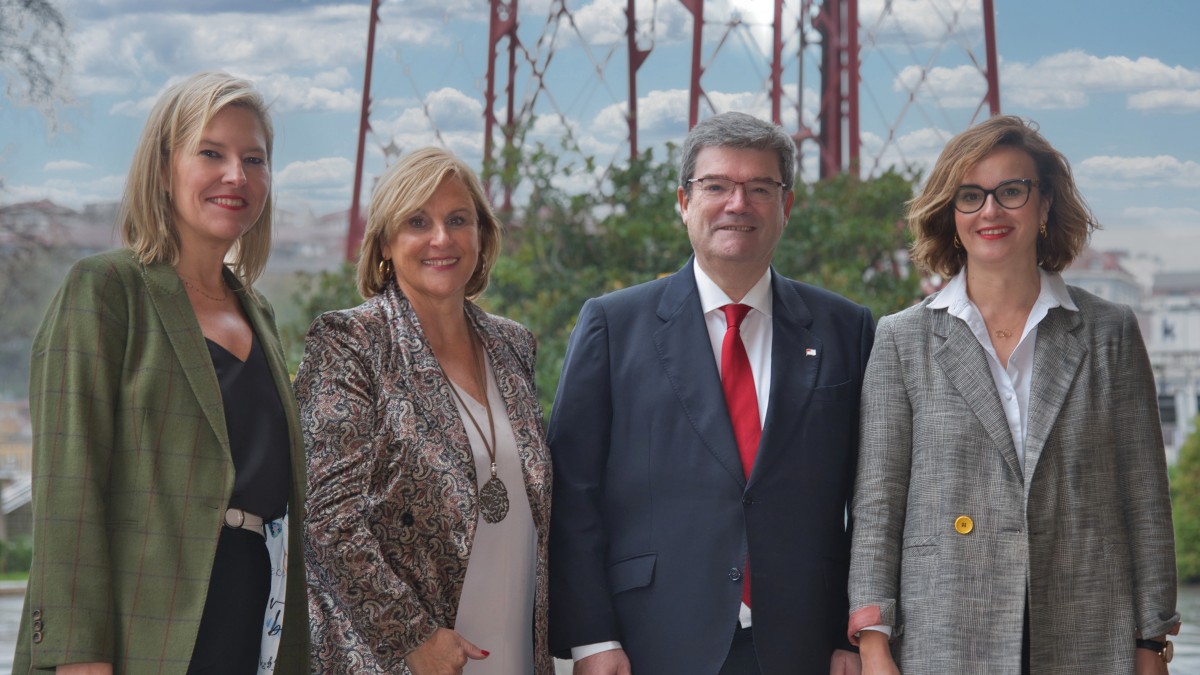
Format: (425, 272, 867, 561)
(57, 664, 113, 675)
(857, 631, 900, 675)
(407, 627, 488, 675)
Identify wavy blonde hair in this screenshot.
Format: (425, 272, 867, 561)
(908, 115, 1097, 277)
(357, 147, 502, 300)
(119, 71, 275, 287)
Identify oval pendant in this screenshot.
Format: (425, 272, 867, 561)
(479, 477, 510, 523)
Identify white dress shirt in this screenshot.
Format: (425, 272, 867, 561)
(929, 268, 1077, 470)
(570, 265, 775, 662)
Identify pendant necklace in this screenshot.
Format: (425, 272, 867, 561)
(446, 325, 509, 523)
(994, 328, 1013, 339)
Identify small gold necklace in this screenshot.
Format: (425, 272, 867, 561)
(994, 328, 1014, 339)
(179, 275, 229, 302)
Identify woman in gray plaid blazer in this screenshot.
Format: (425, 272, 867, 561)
(14, 73, 309, 674)
(848, 116, 1179, 674)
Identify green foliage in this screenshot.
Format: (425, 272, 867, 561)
(1172, 417, 1200, 582)
(776, 169, 921, 320)
(278, 262, 361, 371)
(0, 536, 32, 574)
(280, 147, 923, 415)
(481, 144, 693, 414)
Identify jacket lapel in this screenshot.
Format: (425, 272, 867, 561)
(653, 260, 746, 487)
(469, 306, 551, 521)
(1023, 306, 1086, 486)
(141, 260, 230, 455)
(751, 272, 817, 488)
(930, 309, 1023, 480)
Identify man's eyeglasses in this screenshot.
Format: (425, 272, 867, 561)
(953, 178, 1039, 214)
(686, 177, 788, 204)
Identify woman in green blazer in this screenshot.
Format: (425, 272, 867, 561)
(13, 72, 309, 674)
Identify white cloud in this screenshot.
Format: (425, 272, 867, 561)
(1005, 51, 1200, 109)
(2, 174, 126, 210)
(44, 160, 92, 172)
(893, 63, 989, 109)
(889, 51, 1200, 112)
(1077, 155, 1200, 190)
(1127, 89, 1200, 113)
(859, 0, 982, 48)
(276, 157, 355, 189)
(1091, 206, 1200, 271)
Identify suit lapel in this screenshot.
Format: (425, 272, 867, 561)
(751, 273, 817, 488)
(653, 260, 746, 487)
(931, 309, 1023, 480)
(141, 260, 230, 455)
(1023, 306, 1086, 485)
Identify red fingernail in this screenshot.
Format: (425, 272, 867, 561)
(481, 650, 490, 657)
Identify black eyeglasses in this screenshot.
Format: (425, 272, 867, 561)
(953, 178, 1040, 214)
(686, 177, 789, 204)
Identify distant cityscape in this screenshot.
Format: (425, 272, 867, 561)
(1, 198, 1198, 535)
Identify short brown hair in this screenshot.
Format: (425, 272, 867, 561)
(357, 147, 502, 300)
(119, 71, 275, 287)
(908, 115, 1097, 277)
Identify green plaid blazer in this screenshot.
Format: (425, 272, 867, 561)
(13, 249, 309, 673)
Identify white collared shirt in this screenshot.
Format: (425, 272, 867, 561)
(929, 268, 1078, 470)
(570, 265, 775, 661)
(695, 263, 774, 429)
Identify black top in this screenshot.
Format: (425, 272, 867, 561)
(207, 335, 291, 521)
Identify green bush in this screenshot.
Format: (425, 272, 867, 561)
(1172, 417, 1200, 582)
(0, 536, 33, 574)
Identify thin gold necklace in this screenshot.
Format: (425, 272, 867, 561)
(179, 274, 229, 302)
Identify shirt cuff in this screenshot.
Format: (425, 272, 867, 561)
(571, 641, 623, 661)
(860, 625, 892, 638)
(848, 605, 886, 645)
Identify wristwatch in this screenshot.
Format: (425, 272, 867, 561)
(1136, 637, 1174, 664)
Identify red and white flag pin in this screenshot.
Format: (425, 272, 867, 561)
(805, 348, 817, 357)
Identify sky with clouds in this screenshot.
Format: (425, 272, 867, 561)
(2, 0, 1199, 272)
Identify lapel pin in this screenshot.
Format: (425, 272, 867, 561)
(805, 348, 817, 357)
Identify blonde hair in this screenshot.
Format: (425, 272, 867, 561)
(119, 71, 275, 287)
(908, 115, 1097, 277)
(357, 147, 502, 300)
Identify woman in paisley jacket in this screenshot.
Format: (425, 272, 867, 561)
(295, 147, 552, 675)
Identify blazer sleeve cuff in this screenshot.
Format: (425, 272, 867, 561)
(848, 605, 886, 645)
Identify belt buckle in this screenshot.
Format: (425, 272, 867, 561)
(224, 508, 246, 529)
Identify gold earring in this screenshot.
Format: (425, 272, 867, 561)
(953, 234, 962, 249)
(378, 258, 393, 279)
(1040, 220, 1048, 238)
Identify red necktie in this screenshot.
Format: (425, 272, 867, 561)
(721, 303, 761, 479)
(721, 303, 760, 608)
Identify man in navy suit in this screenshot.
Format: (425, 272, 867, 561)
(548, 112, 872, 674)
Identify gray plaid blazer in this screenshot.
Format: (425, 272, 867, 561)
(849, 285, 1178, 674)
(13, 249, 309, 673)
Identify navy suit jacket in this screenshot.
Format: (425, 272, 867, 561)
(548, 259, 875, 674)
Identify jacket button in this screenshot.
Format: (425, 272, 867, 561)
(31, 609, 41, 620)
(401, 512, 415, 526)
(954, 515, 974, 535)
(32, 621, 42, 632)
(31, 631, 43, 644)
(729, 568, 742, 581)
(742, 496, 753, 506)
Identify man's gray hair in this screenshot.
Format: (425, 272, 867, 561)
(679, 111, 797, 194)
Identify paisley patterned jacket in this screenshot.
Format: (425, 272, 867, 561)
(295, 283, 553, 674)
